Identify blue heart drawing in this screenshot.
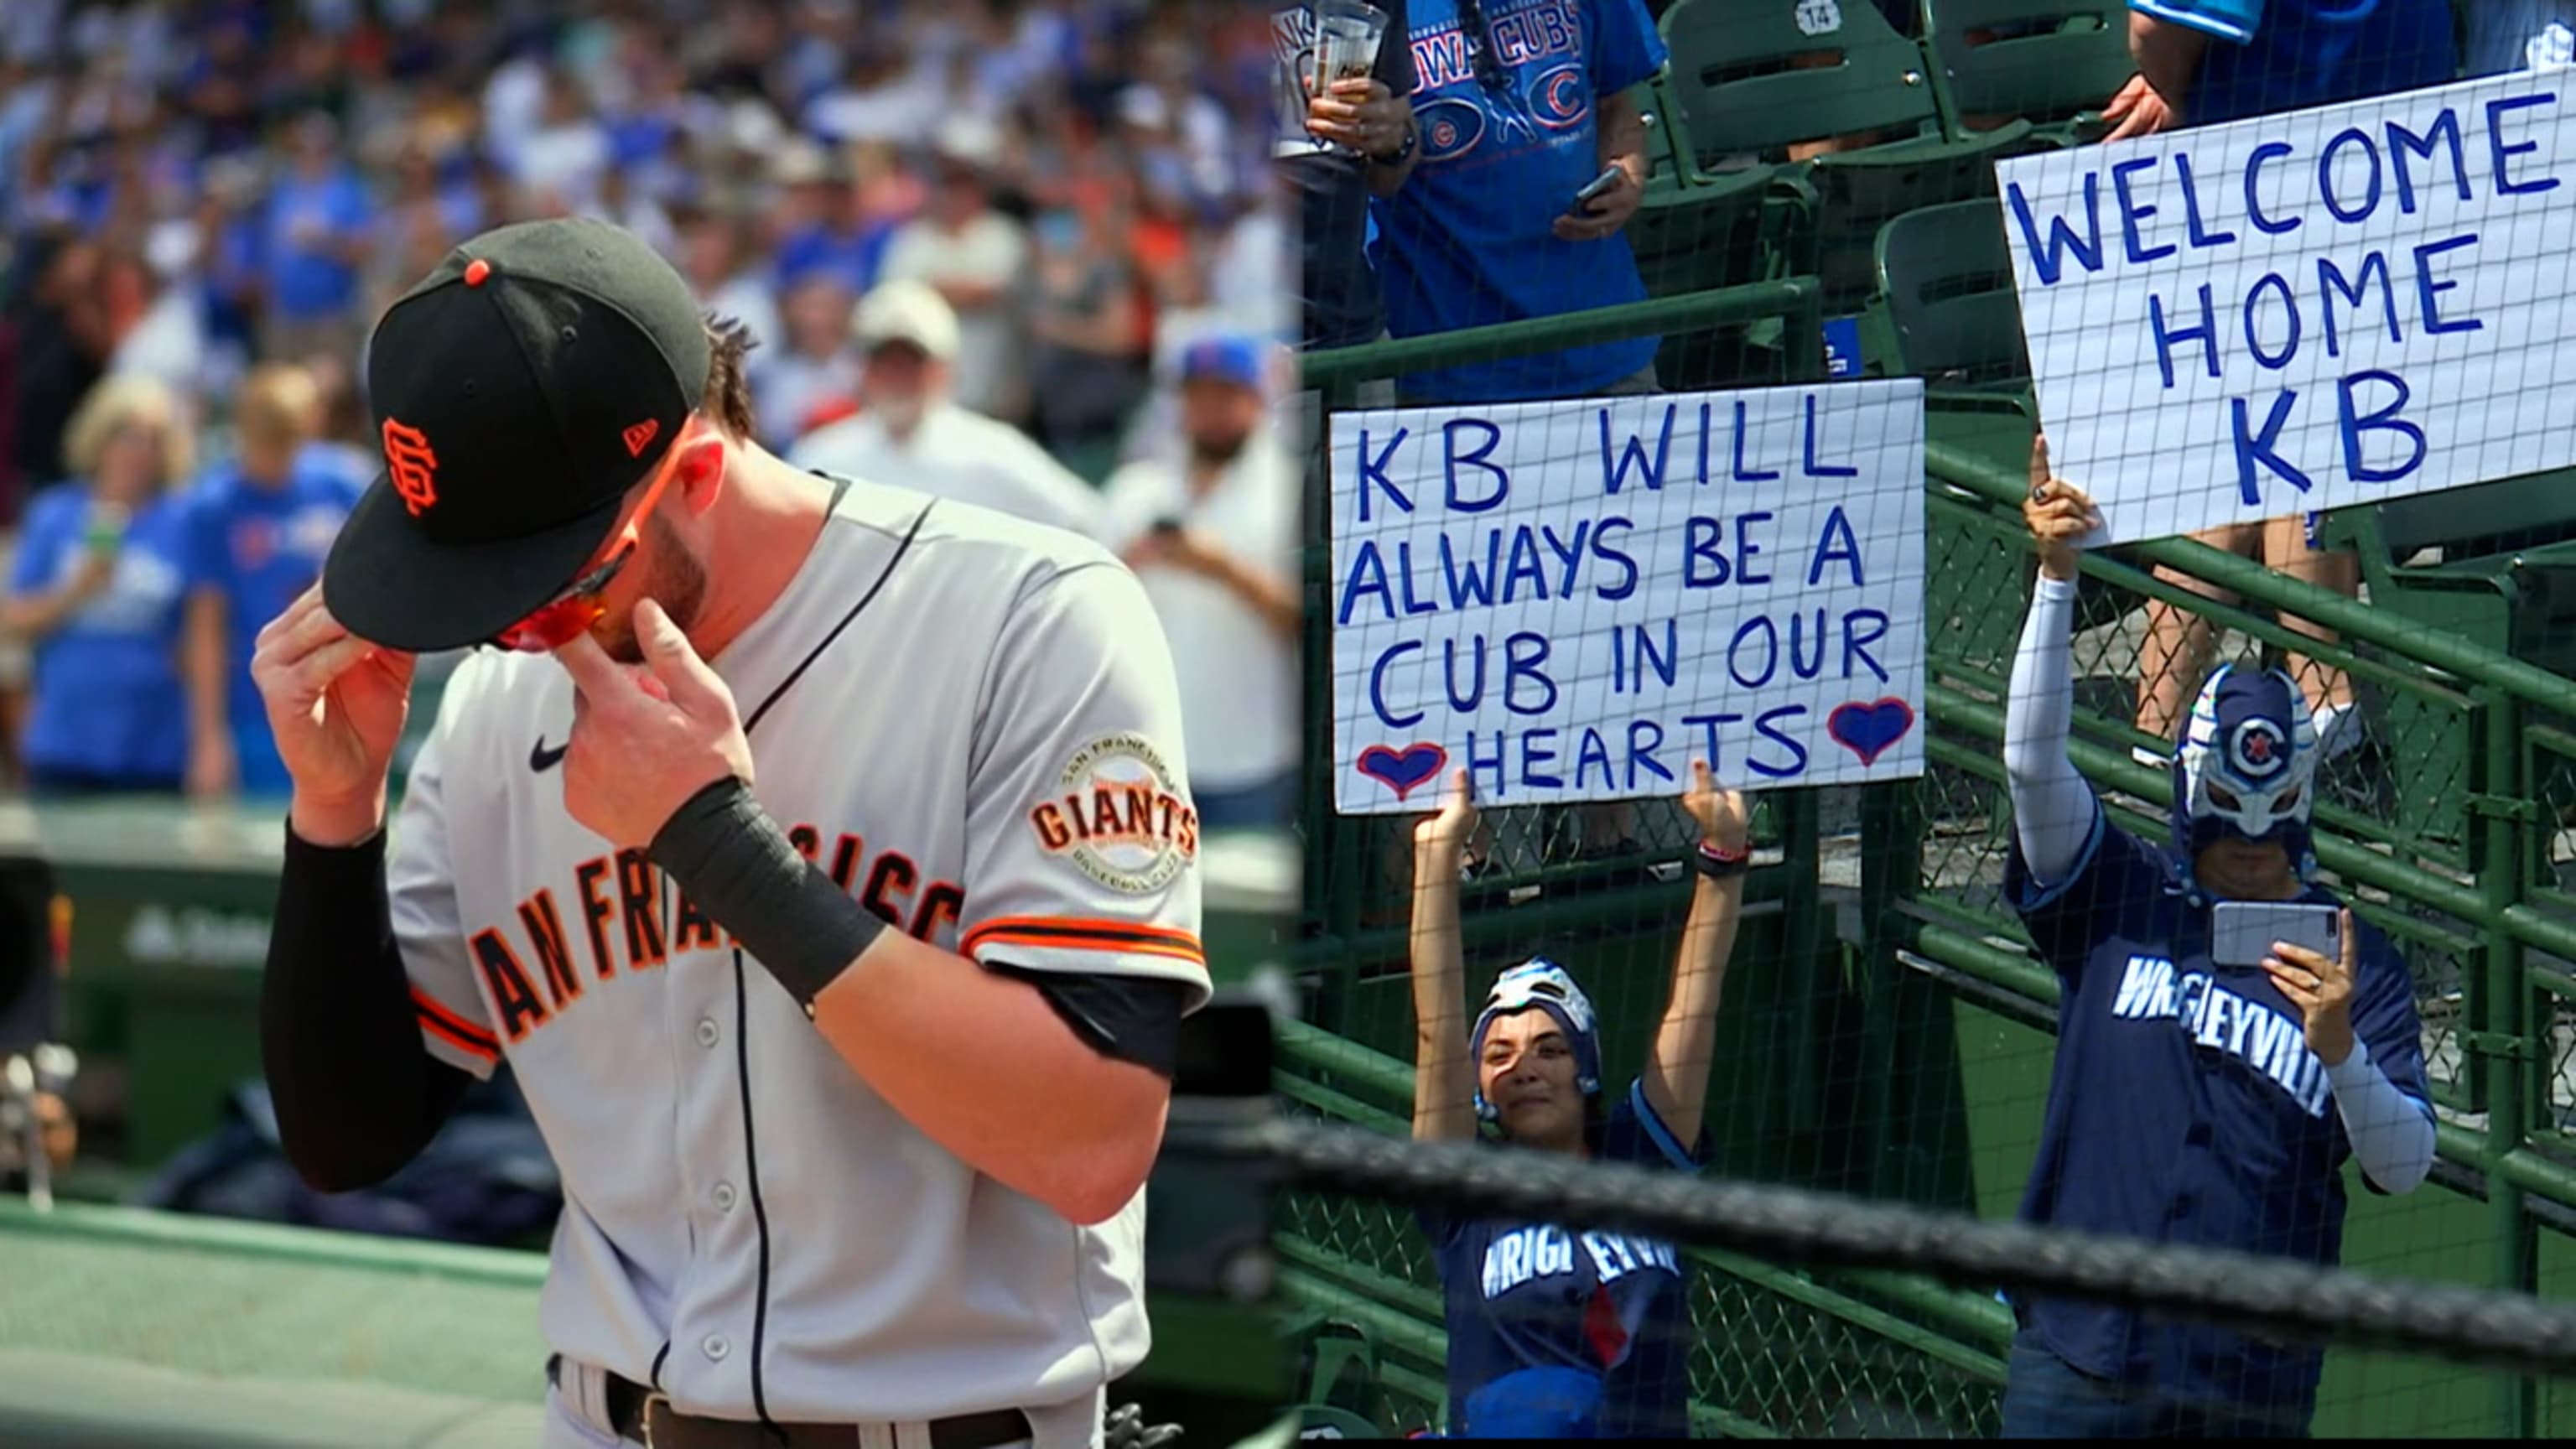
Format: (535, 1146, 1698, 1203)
(1357, 742, 1448, 801)
(1826, 698, 1916, 766)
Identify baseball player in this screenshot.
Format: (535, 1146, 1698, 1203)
(2001, 443, 2433, 1437)
(252, 217, 1210, 1449)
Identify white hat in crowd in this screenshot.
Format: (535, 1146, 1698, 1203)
(850, 280, 960, 363)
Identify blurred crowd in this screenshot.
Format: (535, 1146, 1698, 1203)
(0, 0, 1301, 821)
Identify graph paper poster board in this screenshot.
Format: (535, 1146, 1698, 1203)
(2002, 71, 2576, 544)
(1328, 381, 1927, 816)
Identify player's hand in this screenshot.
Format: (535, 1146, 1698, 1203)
(1554, 157, 1647, 242)
(252, 584, 417, 844)
(553, 599, 752, 849)
(2023, 435, 2101, 584)
(2101, 73, 2179, 143)
(2263, 907, 2358, 1067)
(1681, 759, 1748, 852)
(1413, 767, 1478, 857)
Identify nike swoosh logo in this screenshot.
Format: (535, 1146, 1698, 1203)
(531, 737, 567, 772)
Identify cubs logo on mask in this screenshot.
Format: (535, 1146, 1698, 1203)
(1470, 959, 1602, 1123)
(2169, 664, 2319, 881)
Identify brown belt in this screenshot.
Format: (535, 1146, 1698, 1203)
(550, 1356, 1035, 1449)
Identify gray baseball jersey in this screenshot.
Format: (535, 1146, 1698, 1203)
(387, 479, 1210, 1435)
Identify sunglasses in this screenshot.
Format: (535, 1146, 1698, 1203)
(1452, 0, 1512, 93)
(487, 416, 699, 652)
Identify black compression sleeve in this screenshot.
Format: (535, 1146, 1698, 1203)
(989, 966, 1189, 1078)
(259, 823, 470, 1192)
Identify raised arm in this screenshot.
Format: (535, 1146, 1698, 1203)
(1409, 769, 1480, 1143)
(2007, 439, 2106, 883)
(1641, 761, 1748, 1149)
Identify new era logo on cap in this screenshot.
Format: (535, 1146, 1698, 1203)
(623, 419, 660, 458)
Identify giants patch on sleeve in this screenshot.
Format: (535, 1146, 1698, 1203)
(1026, 733, 1200, 894)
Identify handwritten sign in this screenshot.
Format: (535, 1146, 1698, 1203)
(1330, 382, 1927, 815)
(2001, 72, 2576, 543)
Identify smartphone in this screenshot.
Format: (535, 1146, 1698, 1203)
(1569, 164, 1625, 214)
(2210, 900, 2340, 969)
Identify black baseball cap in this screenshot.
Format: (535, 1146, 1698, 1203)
(322, 216, 711, 652)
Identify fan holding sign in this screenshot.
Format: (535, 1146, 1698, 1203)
(1328, 380, 1927, 818)
(2000, 68, 2576, 766)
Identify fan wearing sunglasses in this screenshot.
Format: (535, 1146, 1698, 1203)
(247, 218, 1206, 1449)
(1998, 443, 2433, 1439)
(1404, 761, 1747, 1437)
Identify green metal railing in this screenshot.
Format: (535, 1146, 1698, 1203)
(1286, 286, 2576, 1436)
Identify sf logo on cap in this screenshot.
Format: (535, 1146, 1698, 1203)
(382, 418, 440, 516)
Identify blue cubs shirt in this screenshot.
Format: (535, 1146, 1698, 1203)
(182, 459, 366, 797)
(8, 489, 195, 787)
(2135, 0, 2457, 126)
(2005, 797, 2431, 1416)
(1420, 1079, 1705, 1437)
(1372, 0, 1665, 402)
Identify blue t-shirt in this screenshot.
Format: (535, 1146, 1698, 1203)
(9, 489, 194, 785)
(2467, 3, 2576, 75)
(181, 460, 366, 797)
(2004, 796, 2431, 1417)
(261, 168, 374, 321)
(775, 220, 895, 296)
(1372, 0, 1666, 402)
(1422, 1078, 1706, 1437)
(2139, 0, 2459, 126)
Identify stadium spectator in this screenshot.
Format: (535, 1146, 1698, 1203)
(2003, 446, 2434, 1438)
(2127, 0, 2457, 761)
(771, 138, 893, 300)
(672, 200, 782, 356)
(1104, 335, 1300, 830)
(5, 235, 120, 505)
(257, 110, 375, 367)
(1027, 202, 1152, 466)
(1274, 0, 1418, 379)
(750, 271, 863, 450)
(1402, 763, 1746, 1438)
(2469, 3, 2576, 75)
(877, 119, 1032, 424)
(2126, 0, 2457, 127)
(180, 362, 362, 802)
(3, 372, 196, 797)
(1368, 0, 1665, 406)
(792, 279, 1105, 542)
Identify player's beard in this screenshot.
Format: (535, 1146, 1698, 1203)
(595, 512, 710, 665)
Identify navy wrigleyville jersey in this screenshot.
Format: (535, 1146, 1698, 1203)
(1420, 1079, 1706, 1438)
(2005, 796, 2432, 1415)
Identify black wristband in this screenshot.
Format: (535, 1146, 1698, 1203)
(648, 778, 886, 1014)
(1692, 839, 1752, 881)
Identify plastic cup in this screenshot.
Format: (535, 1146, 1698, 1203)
(1311, 0, 1389, 98)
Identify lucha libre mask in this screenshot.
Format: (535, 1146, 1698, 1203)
(1470, 959, 1603, 1124)
(2169, 664, 2320, 883)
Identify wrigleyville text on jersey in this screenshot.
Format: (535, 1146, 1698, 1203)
(463, 827, 958, 1043)
(2111, 953, 2334, 1117)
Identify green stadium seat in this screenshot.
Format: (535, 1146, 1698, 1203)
(1864, 197, 2030, 402)
(2316, 472, 2576, 849)
(1285, 1310, 1388, 1431)
(1632, 69, 1822, 387)
(1919, 0, 2134, 146)
(1658, 0, 2038, 317)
